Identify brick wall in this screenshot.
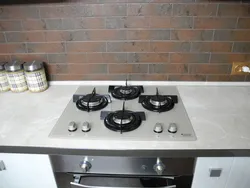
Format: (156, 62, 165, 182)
(0, 0, 250, 81)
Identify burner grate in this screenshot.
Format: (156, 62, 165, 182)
(139, 88, 178, 113)
(75, 88, 110, 112)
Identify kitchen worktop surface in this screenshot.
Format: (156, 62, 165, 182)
(1, 81, 250, 157)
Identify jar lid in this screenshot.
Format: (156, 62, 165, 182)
(4, 61, 23, 72)
(0, 62, 7, 71)
(24, 61, 43, 72)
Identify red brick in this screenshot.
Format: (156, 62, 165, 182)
(0, 55, 11, 62)
(104, 4, 127, 16)
(128, 4, 172, 16)
(0, 21, 22, 31)
(86, 53, 127, 63)
(171, 30, 213, 41)
(109, 64, 148, 73)
(45, 31, 71, 42)
(127, 30, 170, 40)
(11, 54, 48, 62)
(0, 6, 39, 19)
(168, 75, 206, 81)
(46, 64, 68, 74)
(218, 4, 250, 17)
(49, 74, 127, 81)
(125, 17, 150, 28)
(210, 53, 250, 63)
(237, 18, 250, 29)
(107, 42, 150, 52)
(0, 43, 26, 54)
(214, 30, 250, 41)
(0, 33, 5, 43)
(173, 4, 217, 16)
(149, 64, 188, 73)
(66, 42, 106, 52)
(128, 74, 168, 81)
(170, 53, 210, 63)
(191, 42, 233, 52)
(48, 53, 87, 64)
(150, 42, 190, 52)
(189, 64, 230, 74)
(207, 75, 246, 81)
(71, 30, 126, 41)
(150, 17, 193, 28)
(68, 64, 107, 74)
(194, 17, 237, 29)
(127, 53, 169, 63)
(5, 32, 45, 42)
(27, 42, 65, 53)
(63, 18, 105, 29)
(22, 20, 46, 31)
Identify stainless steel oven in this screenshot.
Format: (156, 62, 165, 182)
(50, 155, 195, 188)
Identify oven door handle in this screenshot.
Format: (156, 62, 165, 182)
(70, 181, 176, 188)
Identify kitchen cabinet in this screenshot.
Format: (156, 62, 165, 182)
(0, 153, 57, 188)
(225, 157, 250, 188)
(191, 157, 234, 188)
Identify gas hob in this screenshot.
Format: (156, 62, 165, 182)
(49, 86, 196, 141)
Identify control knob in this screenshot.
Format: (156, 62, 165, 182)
(68, 121, 77, 132)
(82, 122, 91, 132)
(153, 158, 165, 175)
(168, 123, 178, 133)
(80, 160, 92, 173)
(154, 123, 163, 133)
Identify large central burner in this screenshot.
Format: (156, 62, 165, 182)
(104, 102, 142, 133)
(139, 88, 178, 113)
(76, 88, 109, 112)
(109, 80, 143, 100)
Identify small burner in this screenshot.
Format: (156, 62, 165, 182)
(139, 88, 178, 113)
(109, 80, 144, 100)
(104, 102, 143, 133)
(76, 88, 109, 112)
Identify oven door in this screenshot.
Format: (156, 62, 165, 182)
(50, 155, 194, 188)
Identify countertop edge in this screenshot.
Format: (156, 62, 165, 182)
(1, 146, 250, 157)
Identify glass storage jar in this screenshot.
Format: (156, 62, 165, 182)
(24, 61, 48, 92)
(0, 62, 10, 92)
(4, 61, 28, 92)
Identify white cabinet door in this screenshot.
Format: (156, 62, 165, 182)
(225, 157, 250, 188)
(192, 157, 234, 188)
(0, 153, 57, 188)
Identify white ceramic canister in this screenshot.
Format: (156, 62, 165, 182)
(4, 61, 28, 92)
(0, 62, 10, 92)
(24, 61, 48, 92)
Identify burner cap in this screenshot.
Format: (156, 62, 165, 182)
(149, 95, 168, 107)
(81, 94, 104, 107)
(113, 112, 134, 124)
(76, 94, 108, 112)
(111, 86, 141, 100)
(140, 96, 175, 112)
(104, 110, 141, 133)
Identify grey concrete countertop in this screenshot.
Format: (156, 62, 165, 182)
(1, 81, 250, 157)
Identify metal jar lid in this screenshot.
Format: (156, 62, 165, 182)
(4, 61, 23, 72)
(24, 61, 44, 72)
(0, 62, 7, 71)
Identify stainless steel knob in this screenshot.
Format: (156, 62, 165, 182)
(68, 121, 77, 132)
(154, 123, 163, 133)
(80, 161, 92, 173)
(82, 122, 91, 132)
(168, 123, 178, 133)
(153, 158, 165, 175)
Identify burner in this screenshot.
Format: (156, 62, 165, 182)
(139, 88, 178, 113)
(109, 80, 143, 100)
(76, 88, 108, 112)
(104, 102, 142, 133)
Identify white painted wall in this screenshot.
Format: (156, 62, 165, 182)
(0, 153, 57, 188)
